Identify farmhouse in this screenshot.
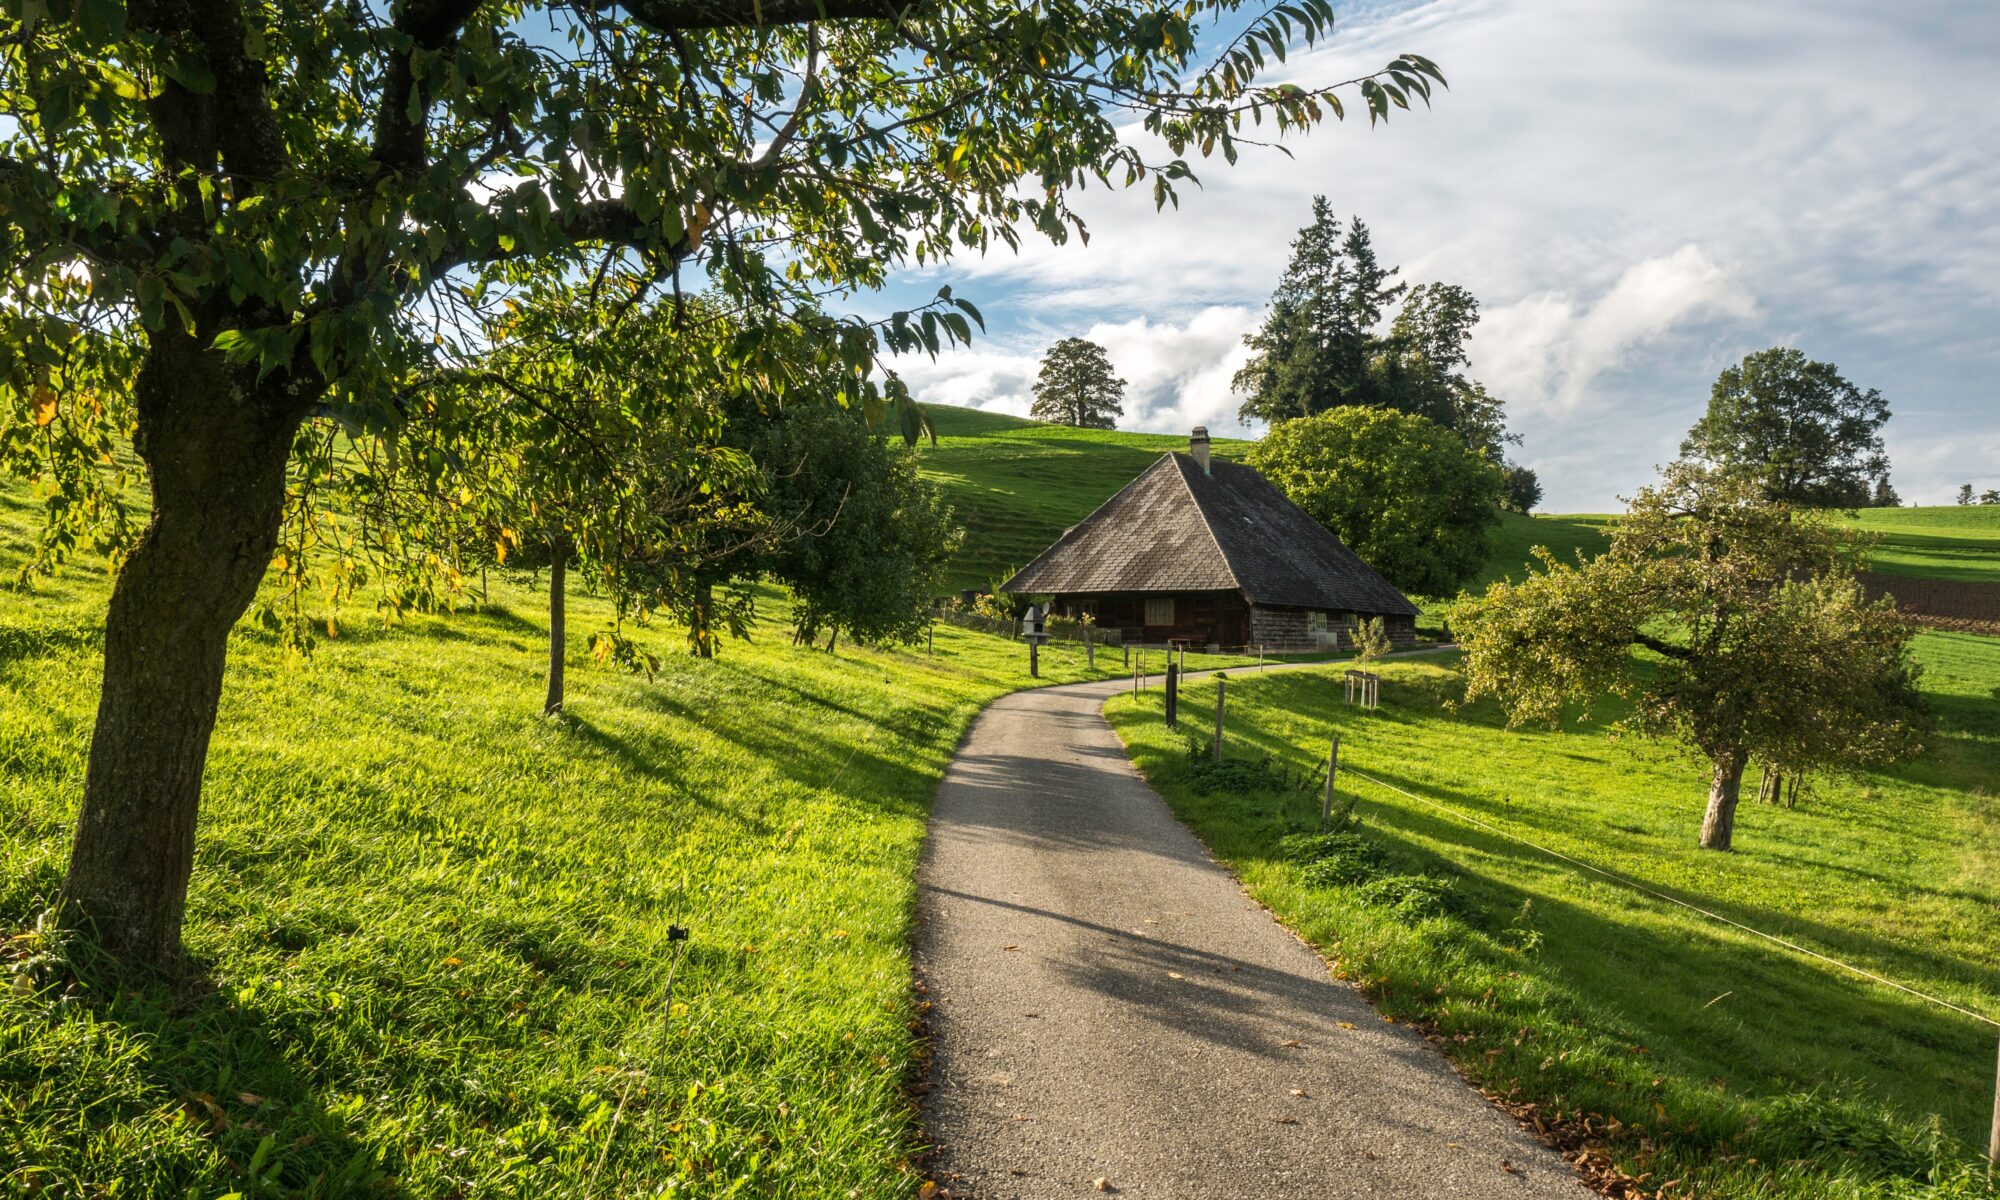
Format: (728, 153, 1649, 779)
(1002, 428, 1419, 651)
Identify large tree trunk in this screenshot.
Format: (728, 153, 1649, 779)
(1698, 750, 1747, 851)
(545, 540, 567, 716)
(59, 333, 304, 974)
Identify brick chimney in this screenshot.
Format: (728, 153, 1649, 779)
(1189, 426, 1211, 475)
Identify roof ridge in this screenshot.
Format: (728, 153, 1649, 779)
(1169, 452, 1246, 594)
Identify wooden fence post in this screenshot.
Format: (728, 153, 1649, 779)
(1988, 1035, 1998, 1176)
(1085, 624, 1095, 669)
(1165, 663, 1179, 728)
(1212, 677, 1226, 764)
(1029, 639, 1039, 679)
(1123, 642, 1130, 669)
(1320, 736, 1340, 830)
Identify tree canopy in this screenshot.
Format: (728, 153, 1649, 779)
(695, 392, 961, 652)
(1450, 464, 1927, 851)
(1029, 336, 1126, 429)
(1232, 199, 1402, 423)
(0, 0, 1449, 969)
(1245, 406, 1501, 596)
(1680, 347, 1892, 508)
(1232, 201, 1523, 476)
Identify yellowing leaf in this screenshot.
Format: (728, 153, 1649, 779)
(30, 388, 57, 427)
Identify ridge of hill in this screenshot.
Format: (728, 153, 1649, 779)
(913, 404, 2000, 592)
(916, 405, 1251, 593)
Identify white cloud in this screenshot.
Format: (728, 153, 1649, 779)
(1472, 246, 1756, 415)
(894, 0, 2000, 509)
(894, 306, 1262, 435)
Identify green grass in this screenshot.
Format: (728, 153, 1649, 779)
(0, 482, 1275, 1197)
(1106, 643, 2000, 1198)
(1828, 507, 2000, 583)
(915, 403, 1997, 596)
(913, 406, 1250, 593)
(1469, 511, 1617, 591)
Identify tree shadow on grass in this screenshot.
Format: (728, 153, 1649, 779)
(17, 946, 381, 1195)
(1347, 761, 2000, 1007)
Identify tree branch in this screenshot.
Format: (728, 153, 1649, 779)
(371, 0, 489, 174)
(595, 0, 909, 34)
(1634, 630, 1694, 662)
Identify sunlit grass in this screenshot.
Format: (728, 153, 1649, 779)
(911, 405, 1252, 592)
(1106, 637, 2000, 1198)
(0, 484, 1263, 1197)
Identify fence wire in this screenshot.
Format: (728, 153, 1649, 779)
(1339, 765, 2000, 1029)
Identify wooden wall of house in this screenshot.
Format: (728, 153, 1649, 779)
(1051, 594, 1417, 650)
(1054, 591, 1250, 648)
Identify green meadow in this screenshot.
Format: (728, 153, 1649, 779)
(0, 483, 1261, 1197)
(1829, 506, 2000, 584)
(913, 406, 1251, 592)
(1105, 638, 2000, 1198)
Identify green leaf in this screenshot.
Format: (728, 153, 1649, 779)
(162, 50, 217, 95)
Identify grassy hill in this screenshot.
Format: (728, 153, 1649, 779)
(915, 406, 1250, 593)
(1829, 505, 2000, 583)
(914, 403, 1997, 592)
(0, 485, 1231, 1197)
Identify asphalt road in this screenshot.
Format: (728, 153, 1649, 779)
(913, 661, 1587, 1199)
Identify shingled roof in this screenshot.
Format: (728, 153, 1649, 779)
(1002, 452, 1419, 616)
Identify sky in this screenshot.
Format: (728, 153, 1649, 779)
(874, 0, 2000, 512)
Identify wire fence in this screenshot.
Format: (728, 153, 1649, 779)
(1337, 763, 2000, 1030)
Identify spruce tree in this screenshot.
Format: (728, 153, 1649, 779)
(1233, 197, 1347, 422)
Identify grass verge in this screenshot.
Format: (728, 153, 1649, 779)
(1105, 641, 2000, 1199)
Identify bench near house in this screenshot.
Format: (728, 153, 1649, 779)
(1001, 428, 1419, 652)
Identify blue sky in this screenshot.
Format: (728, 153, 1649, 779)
(877, 0, 1999, 511)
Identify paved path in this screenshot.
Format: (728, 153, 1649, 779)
(914, 661, 1585, 1199)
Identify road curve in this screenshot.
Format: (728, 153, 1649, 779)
(913, 662, 1586, 1199)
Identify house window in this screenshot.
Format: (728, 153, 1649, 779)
(1306, 611, 1328, 634)
(1144, 597, 1175, 626)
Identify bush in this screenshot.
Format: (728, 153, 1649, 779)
(1280, 831, 1388, 887)
(1756, 1087, 1946, 1182)
(1356, 873, 1466, 923)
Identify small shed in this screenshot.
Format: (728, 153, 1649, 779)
(1000, 428, 1419, 651)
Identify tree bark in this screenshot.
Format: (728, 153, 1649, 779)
(1699, 749, 1747, 851)
(545, 540, 568, 716)
(58, 333, 304, 974)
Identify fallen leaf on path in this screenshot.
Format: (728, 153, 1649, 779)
(919, 1183, 939, 1199)
(1002, 945, 1021, 952)
(1272, 1115, 1299, 1125)
(1289, 1088, 1308, 1098)
(1337, 1021, 1356, 1029)
(1278, 1039, 1304, 1048)
(1166, 972, 1184, 980)
(1500, 1160, 1521, 1175)
(1092, 1178, 1114, 1193)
